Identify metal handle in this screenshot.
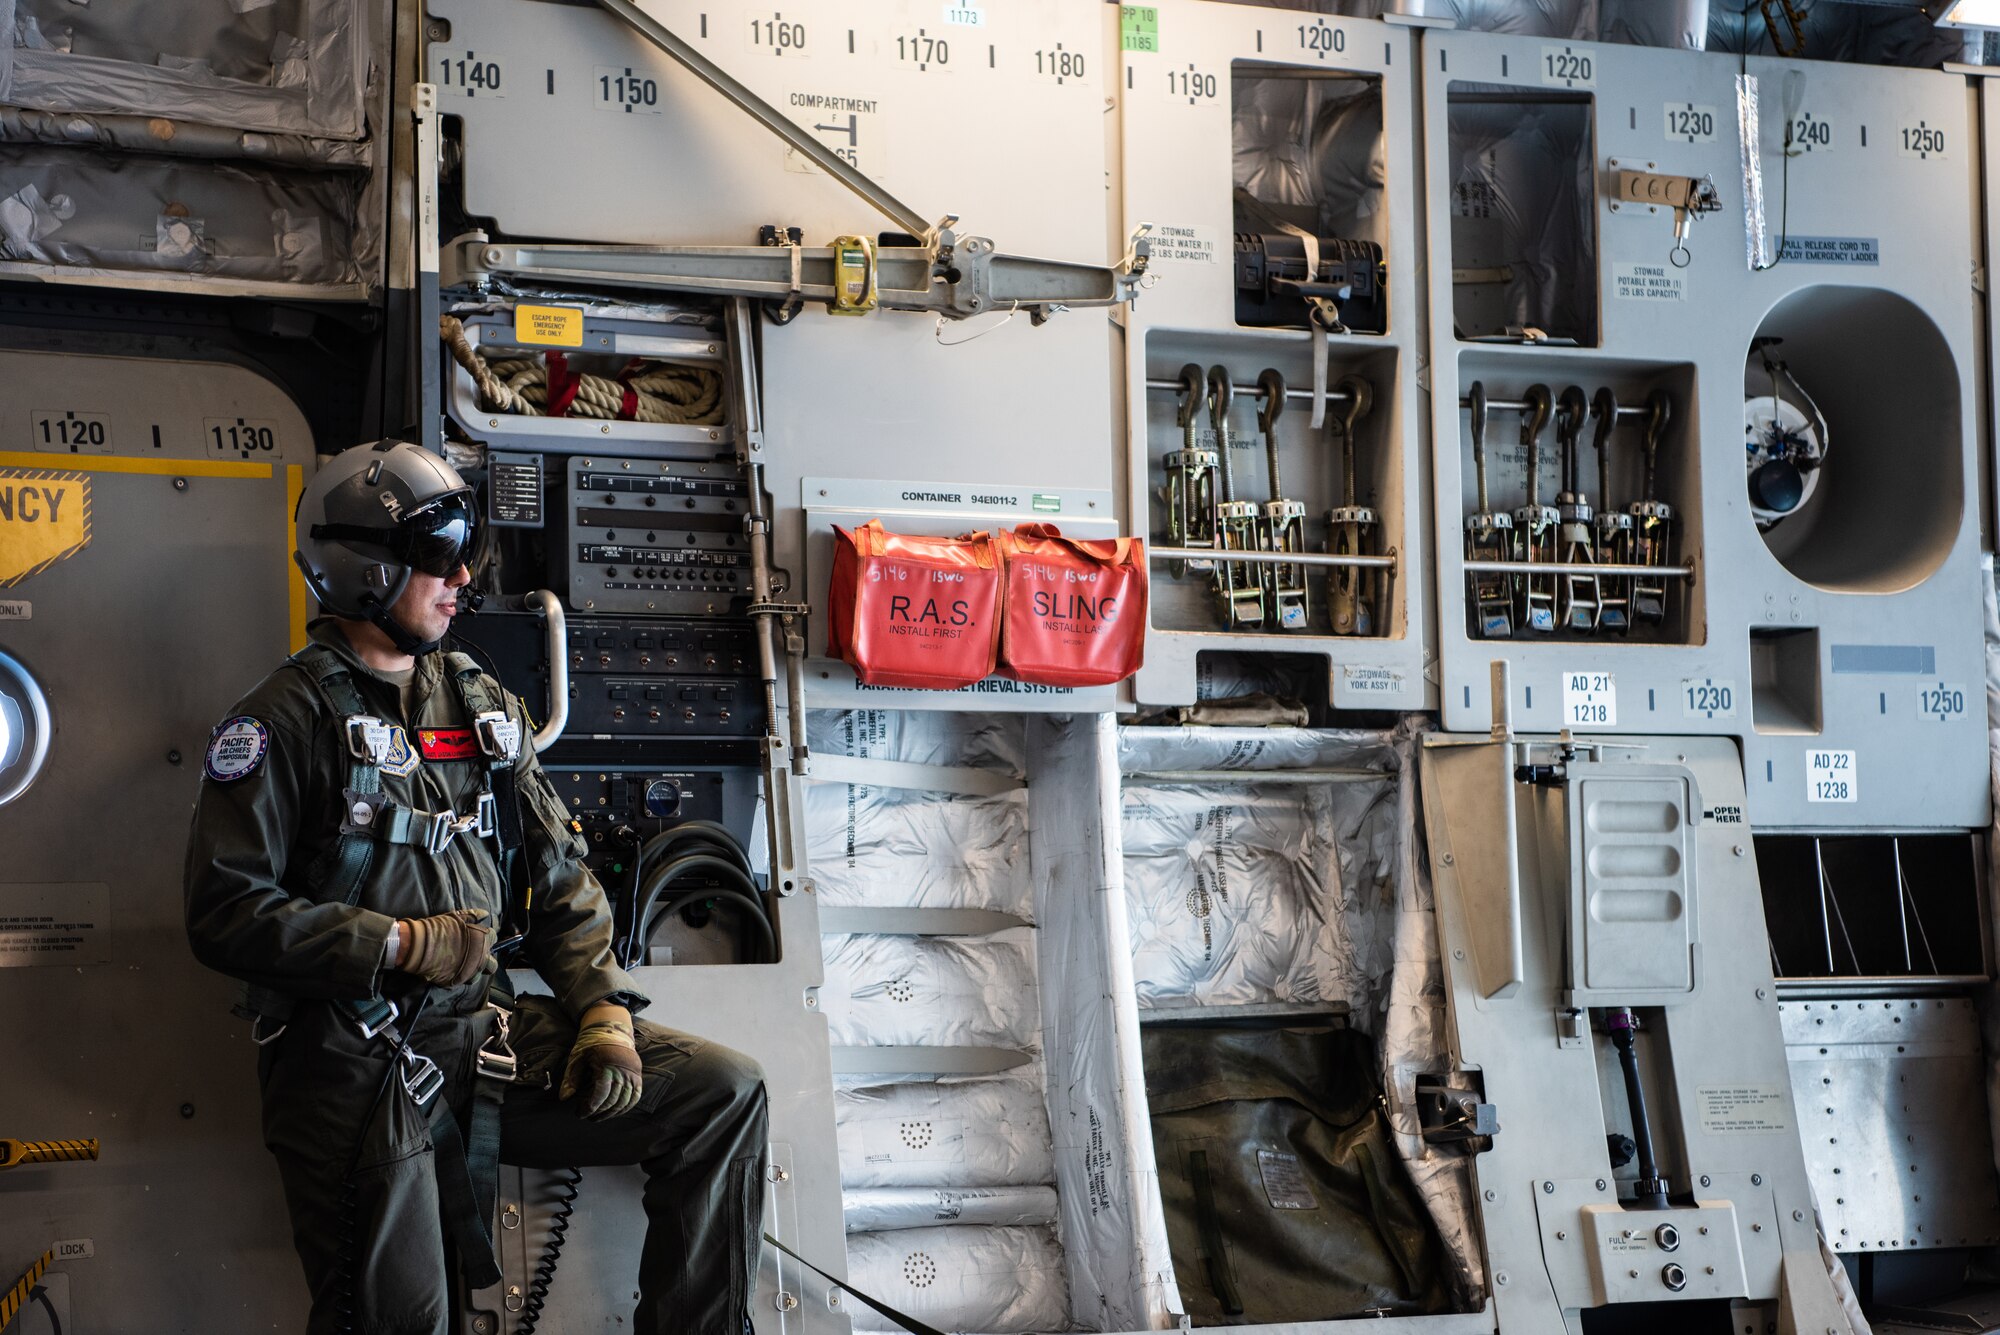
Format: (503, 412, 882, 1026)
(524, 590, 567, 753)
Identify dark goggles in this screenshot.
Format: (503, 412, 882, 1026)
(313, 491, 477, 578)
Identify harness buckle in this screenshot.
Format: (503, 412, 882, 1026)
(419, 810, 458, 854)
(344, 715, 393, 766)
(399, 1049, 445, 1108)
(475, 1004, 518, 1084)
(474, 710, 522, 763)
(351, 997, 400, 1041)
(474, 791, 499, 840)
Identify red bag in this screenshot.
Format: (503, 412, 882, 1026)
(995, 524, 1148, 687)
(826, 520, 1003, 690)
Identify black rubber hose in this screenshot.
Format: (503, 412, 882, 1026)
(636, 820, 752, 880)
(629, 854, 771, 967)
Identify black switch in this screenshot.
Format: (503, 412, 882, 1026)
(609, 777, 631, 809)
(610, 685, 630, 700)
(679, 687, 699, 702)
(634, 635, 655, 650)
(596, 634, 615, 648)
(645, 686, 664, 702)
(715, 687, 734, 703)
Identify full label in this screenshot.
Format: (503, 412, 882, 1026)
(1680, 677, 1738, 721)
(1806, 749, 1857, 803)
(1563, 671, 1617, 728)
(1540, 44, 1595, 89)
(1915, 681, 1968, 724)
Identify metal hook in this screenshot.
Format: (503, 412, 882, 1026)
(1641, 388, 1672, 503)
(1556, 385, 1589, 497)
(1256, 368, 1286, 435)
(1176, 363, 1205, 429)
(1590, 386, 1619, 513)
(1520, 383, 1553, 507)
(1468, 380, 1490, 515)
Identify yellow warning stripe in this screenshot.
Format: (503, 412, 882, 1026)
(285, 463, 308, 650)
(0, 451, 271, 479)
(0, 1248, 51, 1331)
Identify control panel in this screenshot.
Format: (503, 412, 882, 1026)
(541, 765, 754, 873)
(562, 454, 753, 615)
(449, 610, 765, 746)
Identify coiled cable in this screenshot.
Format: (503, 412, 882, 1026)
(620, 823, 770, 967)
(513, 1167, 583, 1335)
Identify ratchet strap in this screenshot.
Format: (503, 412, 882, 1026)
(761, 1232, 947, 1335)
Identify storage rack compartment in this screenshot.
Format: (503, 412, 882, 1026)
(1230, 63, 1388, 335)
(1143, 331, 1403, 642)
(801, 709, 1488, 1333)
(1757, 833, 1985, 985)
(1452, 353, 1702, 645)
(1446, 85, 1598, 346)
(1114, 722, 1484, 1325)
(803, 709, 1073, 1333)
(441, 305, 733, 458)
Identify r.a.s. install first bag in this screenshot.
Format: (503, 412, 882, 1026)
(827, 520, 1002, 690)
(995, 523, 1147, 687)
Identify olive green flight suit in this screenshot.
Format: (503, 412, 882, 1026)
(184, 618, 767, 1335)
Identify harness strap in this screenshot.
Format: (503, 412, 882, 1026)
(428, 1070, 507, 1289)
(234, 644, 384, 1034)
(450, 658, 534, 929)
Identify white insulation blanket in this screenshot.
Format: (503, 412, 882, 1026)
(805, 709, 1032, 916)
(808, 709, 1026, 773)
(843, 1184, 1060, 1233)
(836, 1073, 1056, 1189)
(1120, 729, 1400, 1013)
(845, 1225, 1071, 1335)
(820, 930, 1041, 1051)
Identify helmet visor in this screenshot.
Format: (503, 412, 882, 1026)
(399, 493, 477, 577)
(310, 489, 477, 578)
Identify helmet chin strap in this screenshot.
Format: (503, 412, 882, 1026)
(367, 601, 445, 658)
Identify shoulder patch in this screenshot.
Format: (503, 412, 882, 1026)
(205, 717, 270, 782)
(379, 726, 419, 778)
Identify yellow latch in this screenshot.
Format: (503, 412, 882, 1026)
(828, 235, 878, 316)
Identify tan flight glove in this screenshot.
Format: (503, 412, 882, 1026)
(560, 1002, 644, 1120)
(395, 908, 496, 987)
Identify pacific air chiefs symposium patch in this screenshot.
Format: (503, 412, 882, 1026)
(204, 716, 270, 782)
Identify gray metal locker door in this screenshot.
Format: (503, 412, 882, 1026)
(0, 347, 315, 1331)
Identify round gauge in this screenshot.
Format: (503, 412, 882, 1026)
(0, 648, 51, 807)
(643, 778, 682, 818)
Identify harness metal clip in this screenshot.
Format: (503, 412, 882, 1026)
(399, 1048, 445, 1108)
(474, 710, 522, 763)
(476, 1004, 518, 1084)
(352, 997, 400, 1041)
(344, 715, 393, 766)
(474, 791, 499, 840)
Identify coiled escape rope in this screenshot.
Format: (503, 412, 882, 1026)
(441, 315, 724, 425)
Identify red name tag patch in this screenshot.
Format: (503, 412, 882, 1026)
(416, 727, 479, 761)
